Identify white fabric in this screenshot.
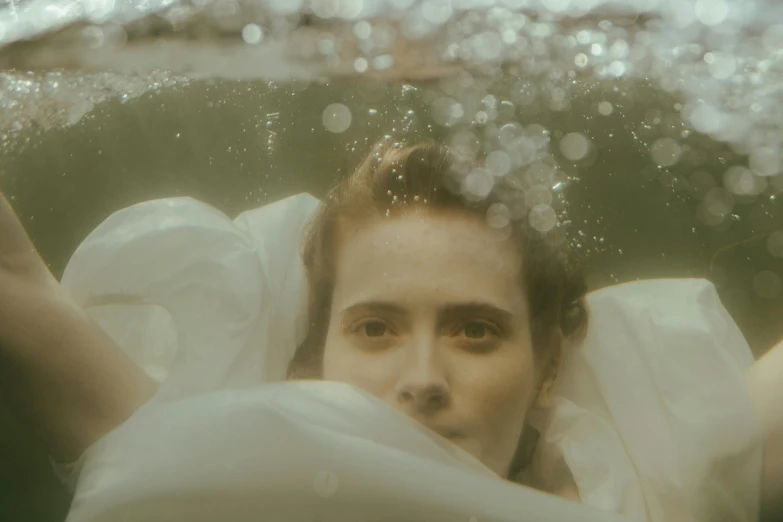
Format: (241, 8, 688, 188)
(546, 280, 762, 522)
(59, 194, 762, 522)
(61, 195, 318, 400)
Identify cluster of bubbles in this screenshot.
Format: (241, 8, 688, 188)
(319, 83, 569, 233)
(2, 0, 783, 301)
(4, 0, 783, 168)
(300, 0, 783, 233)
(284, 0, 783, 164)
(0, 70, 187, 139)
(273, 4, 772, 256)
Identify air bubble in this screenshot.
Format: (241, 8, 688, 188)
(372, 55, 394, 71)
(431, 97, 461, 126)
(510, 80, 537, 106)
(608, 61, 626, 77)
(598, 101, 613, 116)
(266, 0, 303, 14)
(542, 0, 570, 13)
(525, 124, 551, 150)
(472, 31, 504, 61)
(353, 21, 372, 40)
(689, 170, 716, 200)
(486, 203, 511, 228)
(422, 0, 453, 24)
(704, 52, 736, 79)
(486, 150, 511, 176)
(695, 0, 729, 27)
(312, 0, 340, 18)
(689, 104, 725, 134)
(699, 187, 734, 225)
(449, 130, 481, 159)
(752, 271, 782, 299)
(559, 132, 590, 161)
(749, 148, 781, 177)
(354, 58, 369, 73)
(650, 138, 682, 167)
(723, 166, 766, 196)
(81, 26, 105, 49)
(767, 231, 783, 258)
(498, 123, 523, 149)
(529, 204, 557, 232)
(241, 24, 264, 45)
(507, 138, 537, 167)
(322, 103, 352, 134)
(463, 168, 494, 200)
(525, 162, 556, 186)
(525, 184, 553, 207)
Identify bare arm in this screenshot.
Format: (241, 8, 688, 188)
(0, 191, 156, 462)
(746, 338, 783, 520)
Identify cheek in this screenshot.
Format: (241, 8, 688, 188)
(457, 347, 537, 432)
(321, 327, 396, 396)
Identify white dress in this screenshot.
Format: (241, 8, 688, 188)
(57, 194, 763, 522)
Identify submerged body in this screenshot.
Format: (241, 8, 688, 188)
(56, 193, 764, 522)
(0, 141, 781, 520)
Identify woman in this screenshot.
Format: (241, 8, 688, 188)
(0, 140, 780, 520)
(286, 140, 586, 490)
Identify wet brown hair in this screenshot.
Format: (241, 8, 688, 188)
(288, 139, 588, 380)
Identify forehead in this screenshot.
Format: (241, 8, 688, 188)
(332, 212, 526, 313)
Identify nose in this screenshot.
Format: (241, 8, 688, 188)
(394, 339, 451, 413)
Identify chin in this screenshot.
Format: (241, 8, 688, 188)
(452, 437, 486, 465)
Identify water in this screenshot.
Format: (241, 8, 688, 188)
(0, 1, 782, 521)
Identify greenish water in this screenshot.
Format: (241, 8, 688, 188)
(0, 79, 781, 522)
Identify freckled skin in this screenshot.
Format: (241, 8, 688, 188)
(322, 212, 542, 477)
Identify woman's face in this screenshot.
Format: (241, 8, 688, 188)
(322, 211, 543, 477)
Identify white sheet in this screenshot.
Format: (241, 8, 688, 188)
(60, 194, 763, 522)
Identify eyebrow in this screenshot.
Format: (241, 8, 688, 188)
(340, 300, 515, 324)
(340, 301, 410, 319)
(437, 302, 515, 326)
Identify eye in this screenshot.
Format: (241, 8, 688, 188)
(349, 319, 397, 351)
(362, 320, 388, 337)
(464, 322, 488, 339)
(351, 319, 394, 338)
(453, 320, 501, 341)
